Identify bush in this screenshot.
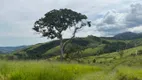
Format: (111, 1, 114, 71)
(118, 50, 124, 58)
(93, 59, 96, 63)
(113, 57, 117, 59)
(138, 50, 142, 55)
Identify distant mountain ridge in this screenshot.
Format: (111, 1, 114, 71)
(0, 46, 28, 53)
(113, 32, 142, 40)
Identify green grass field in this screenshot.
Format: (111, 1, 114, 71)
(0, 58, 141, 80)
(78, 46, 142, 80)
(0, 60, 101, 80)
(1, 46, 142, 80)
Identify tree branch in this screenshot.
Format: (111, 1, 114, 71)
(63, 24, 84, 51)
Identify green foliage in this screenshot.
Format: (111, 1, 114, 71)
(0, 61, 101, 80)
(11, 36, 142, 60)
(118, 50, 124, 58)
(33, 8, 91, 60)
(76, 46, 142, 80)
(117, 67, 142, 80)
(93, 59, 96, 63)
(103, 41, 127, 53)
(1, 39, 142, 80)
(12, 36, 101, 59)
(13, 40, 60, 59)
(64, 43, 85, 61)
(43, 46, 60, 58)
(76, 66, 142, 80)
(82, 44, 105, 56)
(138, 50, 142, 55)
(33, 8, 88, 39)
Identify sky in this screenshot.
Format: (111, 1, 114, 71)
(0, 0, 142, 46)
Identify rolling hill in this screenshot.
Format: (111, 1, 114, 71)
(113, 32, 142, 40)
(1, 32, 142, 80)
(0, 46, 28, 53)
(12, 36, 104, 59)
(11, 33, 142, 60)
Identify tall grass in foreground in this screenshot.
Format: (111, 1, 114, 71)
(76, 66, 142, 80)
(0, 60, 101, 80)
(116, 66, 142, 80)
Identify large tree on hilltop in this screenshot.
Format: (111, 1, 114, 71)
(33, 8, 91, 60)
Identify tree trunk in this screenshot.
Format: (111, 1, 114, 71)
(60, 37, 64, 61)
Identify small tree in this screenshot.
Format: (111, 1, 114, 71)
(33, 8, 91, 60)
(118, 50, 124, 58)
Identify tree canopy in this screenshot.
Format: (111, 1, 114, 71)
(33, 8, 90, 39)
(33, 8, 91, 60)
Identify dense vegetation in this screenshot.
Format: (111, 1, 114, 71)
(0, 32, 142, 80)
(0, 46, 142, 80)
(8, 35, 141, 60)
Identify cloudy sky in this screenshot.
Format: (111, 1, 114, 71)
(0, 0, 142, 46)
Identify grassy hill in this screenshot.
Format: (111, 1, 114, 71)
(0, 35, 142, 80)
(0, 46, 142, 80)
(12, 36, 104, 59)
(9, 35, 142, 60)
(77, 45, 142, 80)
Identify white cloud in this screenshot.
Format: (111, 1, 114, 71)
(128, 26, 142, 33)
(0, 0, 142, 46)
(93, 3, 142, 36)
(0, 0, 126, 38)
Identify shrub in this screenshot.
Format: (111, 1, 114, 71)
(118, 50, 124, 58)
(93, 59, 96, 63)
(138, 50, 142, 55)
(113, 57, 117, 59)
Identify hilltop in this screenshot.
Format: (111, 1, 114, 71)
(10, 32, 142, 60)
(113, 32, 142, 40)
